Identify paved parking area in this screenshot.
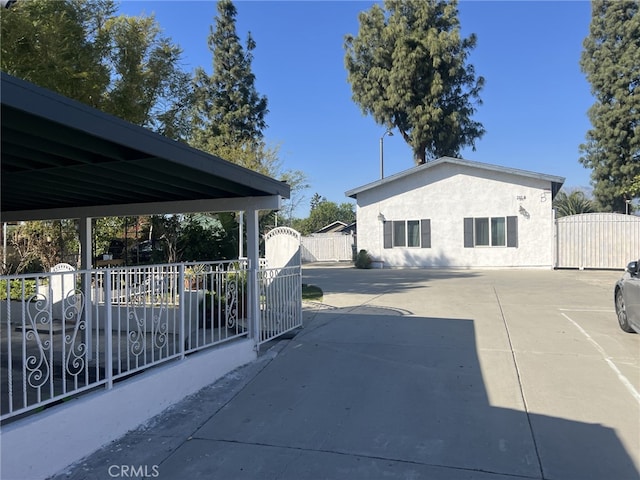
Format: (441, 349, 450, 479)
(50, 265, 639, 480)
(303, 266, 640, 479)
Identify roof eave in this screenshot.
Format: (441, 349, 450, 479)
(1, 73, 290, 219)
(1, 73, 290, 200)
(346, 157, 565, 199)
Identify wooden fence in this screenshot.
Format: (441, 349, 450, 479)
(555, 213, 640, 269)
(301, 233, 355, 263)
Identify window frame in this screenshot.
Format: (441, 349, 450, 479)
(407, 220, 421, 247)
(490, 217, 506, 247)
(465, 216, 517, 248)
(474, 217, 490, 246)
(384, 219, 431, 249)
(393, 220, 407, 247)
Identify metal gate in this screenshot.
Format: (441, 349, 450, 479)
(555, 213, 640, 269)
(259, 227, 303, 344)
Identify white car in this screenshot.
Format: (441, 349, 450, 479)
(614, 259, 640, 333)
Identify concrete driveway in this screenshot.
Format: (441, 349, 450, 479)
(51, 265, 639, 480)
(301, 265, 640, 479)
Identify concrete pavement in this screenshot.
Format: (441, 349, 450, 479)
(49, 265, 639, 480)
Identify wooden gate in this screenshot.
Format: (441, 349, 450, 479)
(301, 233, 355, 262)
(555, 213, 640, 269)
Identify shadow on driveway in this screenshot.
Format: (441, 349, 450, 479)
(303, 265, 479, 296)
(52, 304, 639, 480)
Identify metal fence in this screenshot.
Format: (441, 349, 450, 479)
(555, 213, 640, 269)
(0, 259, 295, 422)
(258, 265, 302, 345)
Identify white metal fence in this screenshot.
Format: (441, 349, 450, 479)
(301, 233, 355, 263)
(555, 213, 640, 269)
(1, 259, 300, 422)
(258, 265, 302, 345)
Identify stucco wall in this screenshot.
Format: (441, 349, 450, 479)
(355, 162, 556, 268)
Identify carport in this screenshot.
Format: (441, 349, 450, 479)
(1, 71, 291, 355)
(0, 72, 295, 480)
(1, 72, 290, 267)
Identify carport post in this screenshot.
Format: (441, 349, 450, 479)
(79, 216, 93, 356)
(245, 209, 260, 348)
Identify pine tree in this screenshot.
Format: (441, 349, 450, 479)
(344, 0, 484, 164)
(309, 193, 326, 212)
(191, 0, 269, 172)
(580, 0, 640, 212)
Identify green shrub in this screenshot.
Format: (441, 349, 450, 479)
(354, 249, 372, 269)
(302, 284, 323, 301)
(0, 279, 37, 301)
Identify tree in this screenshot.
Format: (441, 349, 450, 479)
(179, 214, 232, 262)
(9, 220, 79, 273)
(344, 0, 485, 164)
(1, 0, 193, 271)
(580, 0, 640, 212)
(631, 174, 640, 197)
(99, 14, 192, 138)
(150, 215, 182, 264)
(279, 170, 311, 227)
(0, 0, 111, 108)
(189, 0, 306, 232)
(309, 193, 326, 212)
(0, 0, 191, 138)
(293, 200, 355, 236)
(190, 0, 269, 170)
(93, 217, 129, 259)
(553, 189, 596, 218)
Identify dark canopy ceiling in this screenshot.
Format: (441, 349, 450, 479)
(1, 73, 289, 221)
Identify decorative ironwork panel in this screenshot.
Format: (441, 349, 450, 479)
(1, 259, 255, 421)
(258, 265, 303, 344)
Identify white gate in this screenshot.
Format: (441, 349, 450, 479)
(301, 233, 355, 262)
(555, 213, 640, 269)
(265, 226, 301, 269)
(260, 227, 302, 344)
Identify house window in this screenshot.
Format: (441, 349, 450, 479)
(384, 219, 431, 249)
(465, 216, 517, 248)
(407, 220, 420, 247)
(475, 218, 490, 246)
(393, 221, 406, 247)
(491, 217, 506, 246)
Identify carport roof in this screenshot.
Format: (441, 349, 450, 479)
(1, 73, 290, 222)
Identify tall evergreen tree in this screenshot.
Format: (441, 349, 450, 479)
(309, 193, 326, 212)
(344, 0, 484, 164)
(188, 1, 309, 245)
(580, 0, 640, 212)
(191, 0, 269, 172)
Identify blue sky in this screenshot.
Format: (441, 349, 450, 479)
(118, 0, 595, 217)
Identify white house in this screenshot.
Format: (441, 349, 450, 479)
(346, 157, 565, 269)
